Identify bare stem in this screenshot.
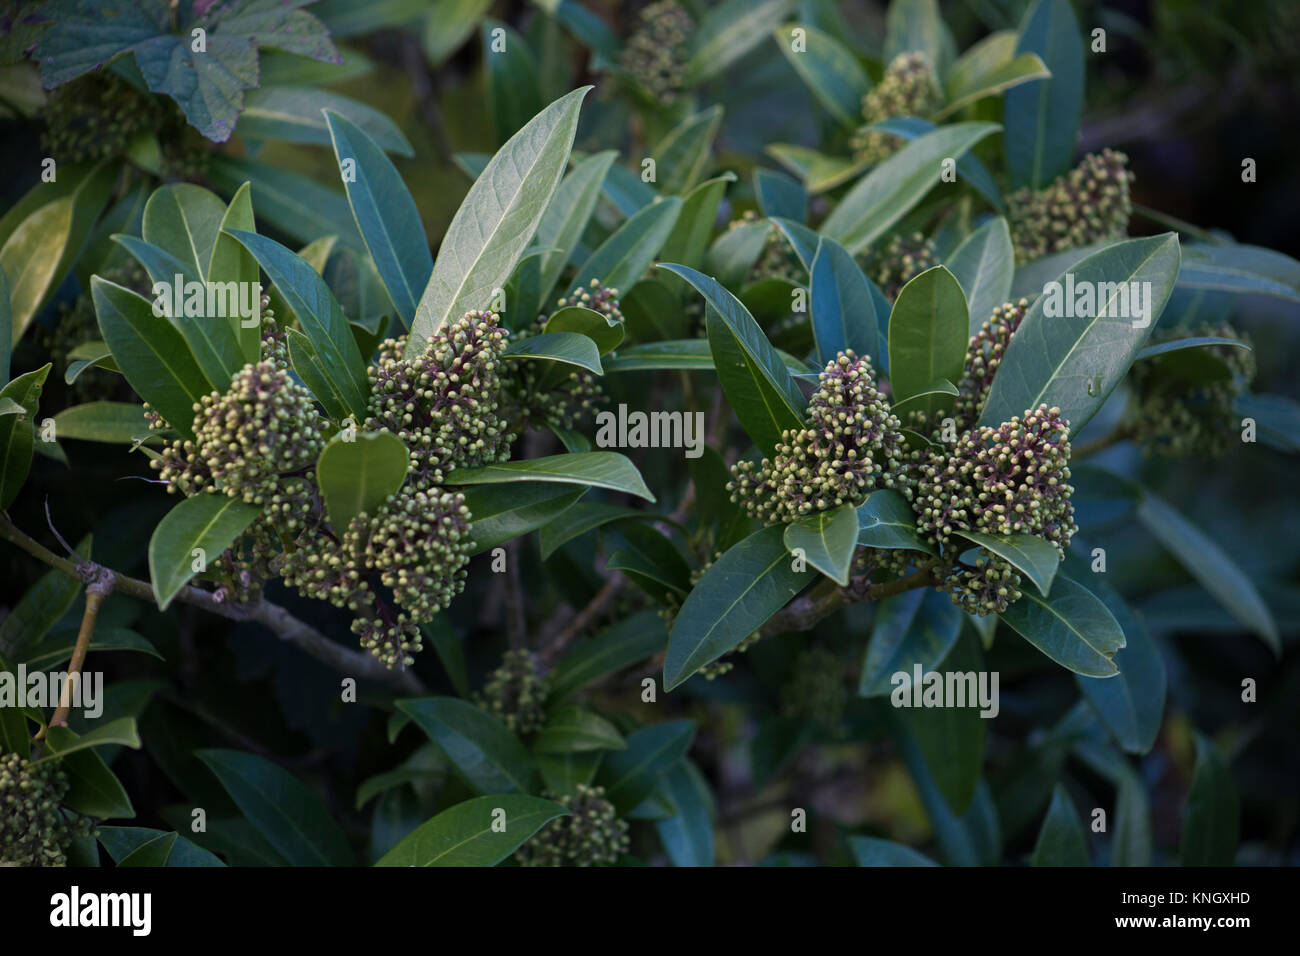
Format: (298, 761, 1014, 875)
(0, 514, 424, 694)
(541, 574, 624, 665)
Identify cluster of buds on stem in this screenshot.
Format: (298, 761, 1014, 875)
(849, 52, 943, 165)
(1007, 149, 1132, 263)
(516, 784, 630, 867)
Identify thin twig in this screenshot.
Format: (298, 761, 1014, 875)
(540, 574, 624, 665)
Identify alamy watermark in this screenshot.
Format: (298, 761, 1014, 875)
(151, 275, 260, 327)
(0, 665, 102, 719)
(1041, 273, 1153, 328)
(890, 663, 999, 718)
(594, 404, 705, 459)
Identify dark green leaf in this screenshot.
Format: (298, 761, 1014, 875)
(952, 530, 1060, 596)
(810, 236, 879, 367)
(946, 217, 1014, 336)
(396, 697, 535, 794)
(315, 430, 410, 533)
(462, 482, 585, 555)
(998, 573, 1126, 676)
(855, 488, 934, 553)
(375, 794, 568, 866)
(1180, 733, 1239, 866)
(147, 494, 262, 609)
(1003, 0, 1084, 190)
(859, 588, 962, 697)
(547, 611, 668, 702)
(597, 720, 695, 813)
(1031, 783, 1089, 866)
(447, 452, 653, 502)
(888, 265, 968, 418)
(783, 502, 859, 586)
(772, 24, 870, 128)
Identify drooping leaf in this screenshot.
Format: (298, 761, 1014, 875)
(997, 573, 1126, 677)
(148, 494, 262, 609)
(0, 364, 50, 511)
(783, 503, 859, 586)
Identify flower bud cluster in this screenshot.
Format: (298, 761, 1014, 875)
(476, 649, 549, 735)
(365, 310, 513, 491)
(951, 299, 1030, 429)
(728, 210, 805, 285)
(860, 232, 939, 300)
(849, 53, 942, 165)
(728, 351, 904, 525)
(620, 0, 693, 104)
(1007, 149, 1132, 263)
(516, 784, 630, 867)
(1126, 322, 1256, 458)
(0, 753, 88, 867)
(913, 404, 1077, 613)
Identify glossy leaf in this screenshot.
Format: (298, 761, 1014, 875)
(148, 494, 262, 609)
(0, 364, 49, 510)
(396, 697, 535, 794)
(859, 588, 962, 697)
(855, 488, 935, 553)
(998, 573, 1126, 677)
(951, 530, 1060, 596)
(888, 266, 968, 419)
(535, 150, 616, 304)
(772, 24, 869, 127)
(547, 610, 668, 702)
(462, 482, 585, 555)
(574, 196, 683, 293)
(1003, 0, 1084, 190)
(316, 430, 410, 533)
(375, 794, 568, 866)
(597, 720, 695, 813)
(534, 706, 626, 754)
(783, 503, 859, 586)
(810, 236, 879, 367)
(50, 402, 148, 444)
(447, 451, 652, 502)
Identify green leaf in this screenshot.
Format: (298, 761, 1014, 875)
(660, 175, 735, 273)
(422, 0, 494, 64)
(574, 197, 683, 294)
(98, 827, 224, 867)
(141, 184, 228, 283)
(20, 627, 162, 671)
(483, 21, 542, 147)
(597, 720, 695, 814)
(43, 725, 134, 820)
(604, 338, 808, 374)
(50, 402, 148, 444)
(997, 573, 1126, 677)
(977, 234, 1181, 436)
(884, 0, 957, 76)
(34, 717, 141, 760)
(767, 143, 872, 194)
(543, 306, 624, 354)
(820, 123, 1001, 254)
(534, 706, 626, 753)
(117, 831, 178, 867)
(91, 278, 210, 440)
(207, 155, 360, 249)
(1003, 0, 1084, 190)
(664, 525, 811, 690)
(240, 86, 411, 155)
(446, 452, 654, 502)
(208, 183, 262, 363)
(654, 760, 716, 867)
(226, 229, 370, 418)
(783, 503, 859, 586)
(810, 236, 880, 367)
(937, 51, 1049, 120)
(375, 794, 569, 866)
(408, 87, 590, 354)
(197, 749, 354, 866)
(652, 107, 723, 196)
(1134, 335, 1252, 363)
(1180, 734, 1239, 866)
(754, 169, 807, 223)
(1031, 783, 1089, 866)
(849, 836, 938, 866)
(772, 24, 870, 128)
(325, 110, 431, 327)
(857, 117, 1006, 212)
(147, 494, 262, 610)
(0, 364, 50, 511)
(396, 697, 536, 795)
(951, 530, 1060, 597)
(855, 488, 934, 553)
(946, 217, 1014, 336)
(547, 610, 668, 702)
(1177, 242, 1300, 303)
(315, 431, 410, 533)
(462, 482, 585, 555)
(1136, 491, 1278, 653)
(859, 588, 961, 698)
(888, 265, 968, 419)
(684, 0, 794, 86)
(0, 535, 86, 661)
(535, 151, 616, 304)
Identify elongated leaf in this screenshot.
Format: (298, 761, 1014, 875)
(754, 169, 806, 224)
(409, 87, 590, 354)
(884, 0, 957, 75)
(859, 588, 961, 697)
(534, 706, 626, 753)
(998, 573, 1125, 676)
(21, 626, 161, 671)
(664, 525, 811, 689)
(0, 269, 9, 380)
(375, 794, 568, 866)
(684, 0, 793, 86)
(1180, 733, 1239, 866)
(1031, 783, 1089, 866)
(773, 24, 870, 128)
(51, 402, 148, 444)
(783, 503, 858, 586)
(33, 717, 141, 759)
(241, 86, 411, 154)
(604, 338, 809, 374)
(535, 151, 616, 304)
(43, 725, 134, 820)
(706, 218, 769, 288)
(767, 143, 872, 194)
(936, 52, 1048, 119)
(91, 278, 210, 440)
(225, 229, 370, 418)
(0, 533, 85, 660)
(396, 697, 535, 794)
(0, 364, 49, 511)
(652, 107, 722, 196)
(888, 265, 968, 419)
(1177, 243, 1300, 302)
(208, 183, 262, 363)
(547, 610, 668, 702)
(654, 760, 716, 867)
(855, 488, 934, 553)
(1136, 491, 1278, 653)
(1003, 0, 1084, 190)
(325, 110, 431, 327)
(977, 234, 1181, 435)
(98, 827, 224, 867)
(849, 836, 938, 866)
(857, 116, 1005, 212)
(810, 236, 879, 367)
(574, 197, 682, 294)
(946, 217, 1014, 336)
(197, 749, 354, 866)
(820, 123, 1000, 254)
(597, 720, 695, 813)
(1134, 336, 1251, 362)
(142, 184, 227, 283)
(661, 175, 734, 273)
(285, 328, 351, 421)
(952, 530, 1060, 596)
(208, 155, 360, 249)
(506, 332, 605, 376)
(447, 452, 653, 502)
(148, 494, 262, 609)
(902, 632, 988, 813)
(462, 482, 585, 554)
(316, 430, 410, 532)
(1236, 392, 1300, 453)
